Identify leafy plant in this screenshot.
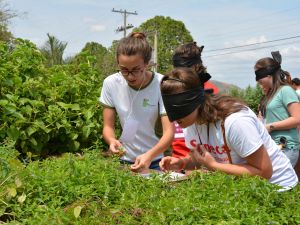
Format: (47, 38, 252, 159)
(0, 39, 107, 156)
(0, 147, 299, 224)
(229, 84, 263, 113)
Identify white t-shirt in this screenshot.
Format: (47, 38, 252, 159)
(184, 108, 298, 189)
(100, 72, 165, 162)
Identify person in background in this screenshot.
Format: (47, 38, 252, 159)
(291, 77, 300, 178)
(171, 42, 218, 159)
(100, 32, 174, 172)
(254, 51, 300, 179)
(159, 67, 298, 191)
(291, 77, 300, 97)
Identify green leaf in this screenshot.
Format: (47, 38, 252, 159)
(12, 112, 25, 120)
(22, 105, 33, 116)
(0, 99, 8, 106)
(3, 103, 17, 114)
(84, 109, 94, 120)
(27, 126, 37, 136)
(5, 94, 18, 101)
(18, 98, 30, 105)
(74, 206, 82, 218)
(34, 121, 51, 133)
(70, 104, 80, 111)
(70, 133, 79, 140)
(4, 78, 14, 86)
(57, 102, 80, 111)
(7, 126, 20, 141)
(29, 100, 45, 108)
(8, 187, 17, 198)
(29, 137, 37, 146)
(57, 102, 68, 109)
(82, 126, 91, 139)
(18, 193, 26, 204)
(72, 141, 80, 151)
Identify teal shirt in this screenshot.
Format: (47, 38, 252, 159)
(266, 85, 300, 148)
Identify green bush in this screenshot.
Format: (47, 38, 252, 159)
(229, 85, 263, 113)
(0, 147, 299, 224)
(0, 39, 106, 156)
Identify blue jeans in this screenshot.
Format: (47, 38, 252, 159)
(120, 158, 161, 170)
(282, 146, 300, 167)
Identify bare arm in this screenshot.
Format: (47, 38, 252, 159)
(186, 144, 273, 179)
(102, 107, 123, 153)
(131, 115, 174, 171)
(266, 102, 300, 132)
(145, 115, 174, 158)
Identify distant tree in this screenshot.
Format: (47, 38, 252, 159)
(229, 84, 263, 113)
(40, 33, 67, 67)
(69, 41, 119, 78)
(135, 16, 193, 73)
(0, 0, 17, 42)
(70, 42, 107, 71)
(102, 40, 118, 77)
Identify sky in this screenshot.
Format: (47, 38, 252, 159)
(6, 0, 300, 88)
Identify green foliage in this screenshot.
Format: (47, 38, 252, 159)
(135, 16, 193, 73)
(40, 33, 67, 67)
(229, 84, 263, 113)
(70, 41, 116, 78)
(0, 39, 106, 156)
(0, 147, 299, 224)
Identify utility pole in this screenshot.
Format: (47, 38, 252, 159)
(112, 8, 137, 37)
(153, 30, 158, 72)
(145, 30, 158, 72)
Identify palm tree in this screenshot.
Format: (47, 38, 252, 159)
(0, 0, 17, 42)
(40, 33, 67, 67)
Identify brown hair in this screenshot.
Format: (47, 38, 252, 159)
(173, 42, 207, 73)
(116, 32, 152, 63)
(254, 57, 292, 114)
(161, 68, 246, 123)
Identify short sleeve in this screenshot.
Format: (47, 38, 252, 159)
(281, 86, 299, 108)
(99, 78, 115, 108)
(159, 94, 166, 116)
(226, 115, 263, 158)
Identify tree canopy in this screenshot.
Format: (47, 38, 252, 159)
(69, 41, 118, 77)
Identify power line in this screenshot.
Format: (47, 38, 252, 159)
(201, 6, 300, 41)
(203, 19, 300, 44)
(112, 8, 137, 37)
(206, 35, 300, 52)
(205, 39, 300, 58)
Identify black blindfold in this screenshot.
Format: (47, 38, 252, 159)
(162, 85, 205, 122)
(255, 65, 281, 81)
(172, 54, 202, 68)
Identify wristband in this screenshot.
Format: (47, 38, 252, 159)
(269, 124, 275, 131)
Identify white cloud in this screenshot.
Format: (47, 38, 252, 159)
(90, 24, 106, 32)
(83, 17, 96, 23)
(281, 46, 300, 57)
(82, 17, 106, 32)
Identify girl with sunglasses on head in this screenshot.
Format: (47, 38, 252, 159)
(159, 67, 298, 191)
(255, 51, 300, 179)
(99, 32, 174, 172)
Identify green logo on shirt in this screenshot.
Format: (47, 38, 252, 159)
(143, 98, 155, 107)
